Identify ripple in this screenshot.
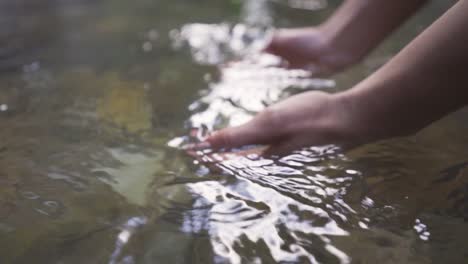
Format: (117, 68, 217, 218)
(20, 191, 40, 200)
(47, 171, 88, 191)
(170, 4, 334, 132)
(176, 147, 364, 263)
(34, 200, 65, 218)
(169, 1, 356, 260)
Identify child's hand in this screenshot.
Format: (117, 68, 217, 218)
(189, 91, 356, 155)
(265, 28, 358, 76)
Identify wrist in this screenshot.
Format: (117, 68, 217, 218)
(328, 91, 368, 145)
(333, 88, 393, 146)
(333, 85, 420, 146)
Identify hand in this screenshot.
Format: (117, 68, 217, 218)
(192, 91, 356, 155)
(265, 28, 358, 76)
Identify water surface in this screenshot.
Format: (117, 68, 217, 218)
(1, 0, 468, 263)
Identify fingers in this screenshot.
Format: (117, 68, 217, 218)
(263, 35, 279, 54)
(264, 31, 288, 57)
(300, 63, 333, 78)
(264, 31, 329, 76)
(205, 122, 273, 150)
(186, 109, 285, 150)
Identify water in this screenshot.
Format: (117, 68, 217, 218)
(1, 0, 468, 263)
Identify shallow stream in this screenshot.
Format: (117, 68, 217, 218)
(1, 0, 467, 263)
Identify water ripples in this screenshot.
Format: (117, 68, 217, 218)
(161, 145, 366, 263)
(2, 0, 465, 263)
(170, 1, 335, 132)
(165, 1, 363, 262)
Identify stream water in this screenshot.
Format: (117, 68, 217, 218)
(1, 0, 467, 263)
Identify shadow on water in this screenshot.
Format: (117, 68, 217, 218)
(1, 0, 468, 263)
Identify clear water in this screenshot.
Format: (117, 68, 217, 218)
(1, 0, 468, 263)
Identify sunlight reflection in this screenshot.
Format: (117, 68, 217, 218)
(109, 217, 148, 264)
(177, 146, 359, 263)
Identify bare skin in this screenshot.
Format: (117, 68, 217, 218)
(190, 0, 468, 155)
(266, 0, 428, 76)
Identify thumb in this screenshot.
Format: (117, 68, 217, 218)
(192, 113, 285, 150)
(206, 123, 274, 150)
(263, 31, 285, 55)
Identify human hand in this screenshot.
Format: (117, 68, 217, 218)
(188, 91, 355, 155)
(264, 28, 358, 76)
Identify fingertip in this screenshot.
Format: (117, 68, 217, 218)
(205, 125, 255, 150)
(205, 129, 233, 150)
(182, 141, 212, 151)
(263, 41, 275, 54)
(203, 115, 280, 150)
(263, 33, 281, 54)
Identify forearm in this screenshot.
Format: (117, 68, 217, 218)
(320, 0, 428, 62)
(339, 0, 468, 142)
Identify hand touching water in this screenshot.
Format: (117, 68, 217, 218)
(188, 1, 468, 157)
(192, 91, 354, 155)
(265, 28, 357, 76)
(264, 0, 429, 76)
(191, 0, 468, 155)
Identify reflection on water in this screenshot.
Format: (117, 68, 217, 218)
(170, 0, 273, 66)
(171, 0, 335, 130)
(186, 55, 335, 129)
(281, 0, 328, 11)
(184, 146, 357, 263)
(109, 216, 148, 264)
(93, 146, 163, 206)
(1, 0, 468, 263)
(171, 23, 272, 66)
